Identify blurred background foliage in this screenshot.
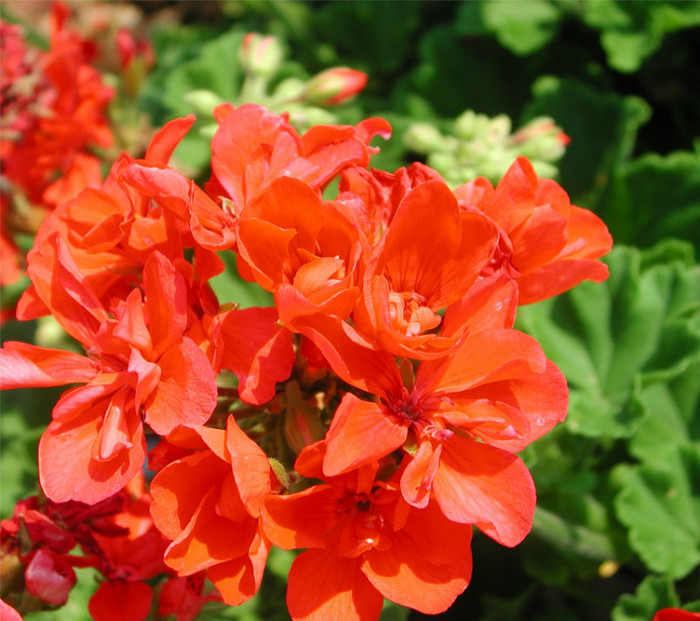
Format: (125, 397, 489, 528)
(1, 1, 699, 620)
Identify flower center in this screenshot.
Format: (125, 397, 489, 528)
(388, 291, 441, 337)
(386, 387, 424, 424)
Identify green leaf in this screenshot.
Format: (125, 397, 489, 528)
(404, 25, 532, 119)
(517, 243, 700, 438)
(604, 151, 700, 251)
(582, 0, 700, 72)
(611, 574, 680, 621)
(453, 1, 487, 36)
(614, 445, 700, 578)
(630, 367, 700, 469)
(139, 23, 227, 124)
(523, 76, 651, 204)
(480, 0, 562, 55)
(379, 600, 411, 621)
(312, 1, 423, 76)
(0, 404, 42, 515)
(162, 30, 246, 118)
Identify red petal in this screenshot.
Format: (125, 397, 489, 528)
(417, 328, 547, 394)
(509, 204, 568, 272)
(0, 600, 22, 621)
(145, 337, 216, 435)
(362, 514, 472, 614)
(150, 448, 229, 540)
(292, 313, 401, 396)
(262, 485, 340, 550)
(142, 252, 187, 357)
(95, 387, 133, 460)
(377, 183, 497, 309)
(218, 307, 294, 405)
(121, 163, 236, 250)
(300, 125, 375, 188)
(323, 394, 407, 477)
(517, 259, 610, 305)
(39, 402, 145, 504)
(236, 219, 297, 291)
(653, 608, 700, 621)
(441, 272, 519, 336)
(144, 115, 196, 165)
(0, 341, 97, 389)
(25, 548, 76, 606)
(25, 233, 108, 346)
(225, 416, 272, 516)
(562, 204, 613, 260)
(114, 289, 152, 353)
(88, 580, 153, 621)
(287, 550, 383, 621)
(244, 177, 325, 247)
(400, 440, 442, 509)
(446, 360, 568, 450)
(380, 181, 459, 293)
(208, 540, 267, 606)
(164, 487, 258, 575)
(127, 347, 161, 413)
(433, 436, 535, 547)
(210, 104, 304, 209)
(484, 156, 540, 229)
(276, 282, 360, 329)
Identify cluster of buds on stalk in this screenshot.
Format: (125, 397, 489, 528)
(404, 109, 570, 186)
(185, 32, 367, 134)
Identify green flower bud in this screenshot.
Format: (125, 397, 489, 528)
(182, 90, 224, 117)
(239, 33, 284, 78)
(404, 123, 455, 154)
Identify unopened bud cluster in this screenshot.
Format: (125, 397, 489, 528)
(404, 110, 569, 186)
(192, 32, 367, 134)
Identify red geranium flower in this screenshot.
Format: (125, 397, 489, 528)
(455, 156, 612, 304)
(206, 103, 390, 219)
(348, 178, 498, 358)
(149, 417, 281, 605)
(294, 276, 567, 546)
(263, 442, 473, 620)
(0, 248, 217, 504)
(236, 176, 365, 326)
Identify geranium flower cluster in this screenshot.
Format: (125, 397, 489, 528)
(0, 102, 612, 620)
(1, 3, 114, 289)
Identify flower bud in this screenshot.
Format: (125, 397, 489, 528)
(116, 29, 155, 73)
(454, 110, 487, 141)
(304, 67, 367, 106)
(427, 152, 459, 173)
(24, 549, 76, 606)
(116, 29, 155, 97)
(282, 381, 326, 454)
(182, 89, 224, 117)
(403, 122, 449, 154)
(239, 33, 283, 78)
(510, 116, 569, 146)
(510, 117, 569, 161)
(485, 115, 512, 145)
